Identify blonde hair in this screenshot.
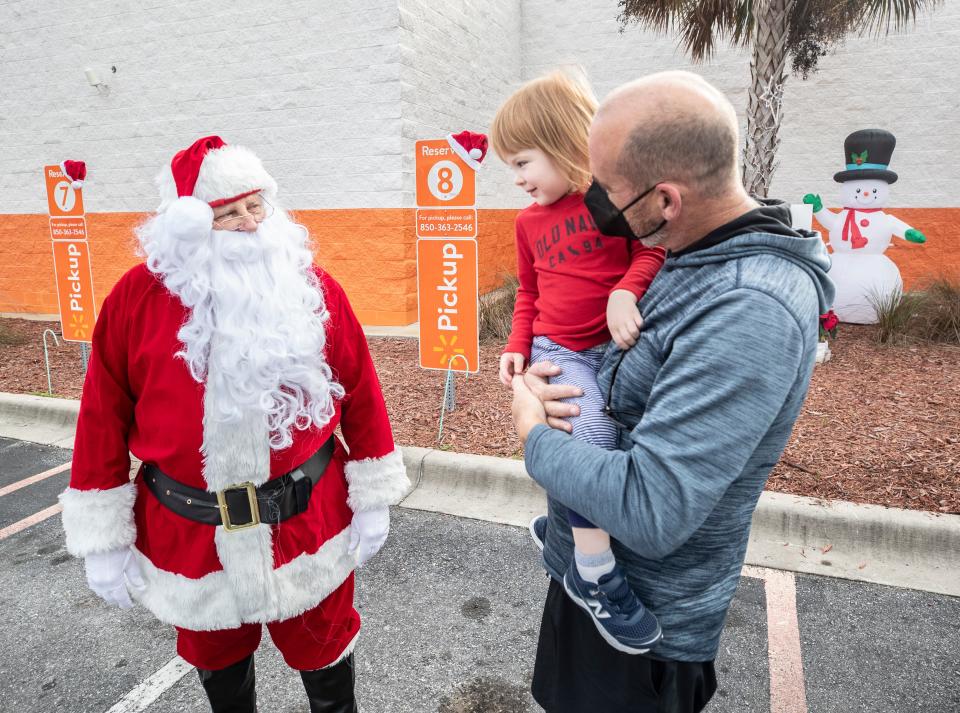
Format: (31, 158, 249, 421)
(490, 70, 598, 192)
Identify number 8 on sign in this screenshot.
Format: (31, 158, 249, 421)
(427, 160, 463, 202)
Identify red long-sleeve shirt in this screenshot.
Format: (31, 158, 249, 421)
(504, 192, 665, 359)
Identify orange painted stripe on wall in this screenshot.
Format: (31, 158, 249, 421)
(1, 207, 955, 326)
(817, 208, 960, 289)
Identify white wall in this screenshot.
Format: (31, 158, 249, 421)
(1, 0, 955, 214)
(0, 0, 404, 214)
(521, 0, 960, 207)
(398, 0, 522, 208)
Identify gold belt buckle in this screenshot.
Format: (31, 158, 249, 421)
(216, 482, 260, 532)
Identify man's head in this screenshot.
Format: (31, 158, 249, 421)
(138, 136, 342, 449)
(588, 71, 751, 250)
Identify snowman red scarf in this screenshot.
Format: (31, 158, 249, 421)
(841, 208, 882, 249)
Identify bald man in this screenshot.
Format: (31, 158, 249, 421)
(512, 72, 835, 713)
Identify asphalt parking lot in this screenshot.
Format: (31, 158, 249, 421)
(1, 436, 958, 712)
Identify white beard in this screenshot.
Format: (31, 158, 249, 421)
(136, 207, 344, 450)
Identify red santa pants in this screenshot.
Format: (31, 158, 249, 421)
(175, 575, 360, 671)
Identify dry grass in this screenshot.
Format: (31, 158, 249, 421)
(0, 322, 26, 346)
(872, 279, 960, 346)
(478, 274, 519, 344)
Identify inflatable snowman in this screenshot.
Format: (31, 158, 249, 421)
(803, 129, 926, 324)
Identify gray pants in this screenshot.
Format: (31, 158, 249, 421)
(530, 336, 618, 529)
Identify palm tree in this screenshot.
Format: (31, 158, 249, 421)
(618, 0, 940, 197)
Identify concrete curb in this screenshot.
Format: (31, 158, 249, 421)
(0, 392, 78, 448)
(3, 391, 958, 597)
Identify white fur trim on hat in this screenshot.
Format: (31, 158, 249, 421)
(59, 483, 137, 557)
(162, 196, 215, 241)
(156, 144, 278, 212)
(59, 161, 84, 189)
(446, 134, 482, 172)
(344, 448, 411, 512)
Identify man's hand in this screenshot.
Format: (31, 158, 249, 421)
(904, 228, 926, 244)
(349, 506, 390, 566)
(84, 547, 146, 609)
(498, 352, 526, 387)
(606, 289, 644, 350)
(511, 361, 583, 442)
(802, 193, 823, 213)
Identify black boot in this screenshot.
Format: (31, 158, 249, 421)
(196, 654, 257, 713)
(299, 653, 358, 713)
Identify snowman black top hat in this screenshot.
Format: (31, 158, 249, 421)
(833, 128, 898, 184)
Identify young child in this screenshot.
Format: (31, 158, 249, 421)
(491, 72, 665, 654)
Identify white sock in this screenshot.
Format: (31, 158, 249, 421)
(575, 547, 615, 584)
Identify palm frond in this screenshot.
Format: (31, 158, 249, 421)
(853, 0, 938, 35)
(618, 0, 687, 34)
(618, 0, 752, 60)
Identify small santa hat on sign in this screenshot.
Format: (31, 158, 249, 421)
(155, 135, 278, 212)
(59, 160, 86, 189)
(446, 131, 488, 171)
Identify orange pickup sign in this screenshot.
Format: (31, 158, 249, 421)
(415, 140, 476, 207)
(51, 240, 97, 342)
(44, 164, 85, 217)
(417, 239, 479, 372)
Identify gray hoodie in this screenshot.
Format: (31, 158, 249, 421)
(525, 206, 835, 662)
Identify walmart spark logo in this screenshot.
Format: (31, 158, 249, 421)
(69, 313, 89, 340)
(432, 334, 466, 367)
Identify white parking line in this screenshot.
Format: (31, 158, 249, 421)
(0, 462, 71, 497)
(104, 656, 194, 713)
(741, 566, 809, 713)
(0, 503, 62, 540)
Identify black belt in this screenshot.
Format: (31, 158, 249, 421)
(142, 436, 335, 531)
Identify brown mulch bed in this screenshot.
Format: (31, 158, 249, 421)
(2, 318, 957, 514)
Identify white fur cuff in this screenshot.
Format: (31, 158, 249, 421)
(59, 483, 138, 557)
(344, 448, 411, 512)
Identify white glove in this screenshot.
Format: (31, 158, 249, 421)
(84, 547, 146, 609)
(348, 507, 390, 566)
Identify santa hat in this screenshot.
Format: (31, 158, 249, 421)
(59, 160, 86, 189)
(446, 131, 488, 172)
(156, 135, 278, 212)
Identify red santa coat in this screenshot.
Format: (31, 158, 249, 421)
(60, 263, 410, 637)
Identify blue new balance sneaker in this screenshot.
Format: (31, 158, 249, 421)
(529, 515, 547, 551)
(562, 560, 662, 654)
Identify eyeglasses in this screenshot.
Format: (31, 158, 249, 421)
(602, 350, 645, 430)
(212, 196, 275, 230)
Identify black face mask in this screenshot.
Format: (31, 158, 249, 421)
(584, 179, 666, 242)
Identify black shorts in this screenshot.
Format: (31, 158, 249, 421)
(531, 579, 717, 713)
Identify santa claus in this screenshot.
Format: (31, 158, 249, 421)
(58, 135, 410, 712)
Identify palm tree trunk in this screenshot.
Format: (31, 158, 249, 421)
(742, 0, 793, 197)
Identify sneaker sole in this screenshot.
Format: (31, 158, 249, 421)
(562, 573, 663, 656)
(529, 516, 546, 552)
